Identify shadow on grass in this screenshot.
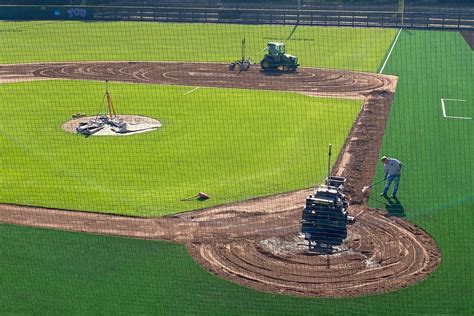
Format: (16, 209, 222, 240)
(371, 195, 406, 218)
(383, 196, 406, 218)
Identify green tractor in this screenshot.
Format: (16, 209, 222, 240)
(260, 42, 299, 71)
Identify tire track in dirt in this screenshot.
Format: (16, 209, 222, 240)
(0, 62, 440, 297)
(189, 206, 438, 297)
(1, 61, 395, 97)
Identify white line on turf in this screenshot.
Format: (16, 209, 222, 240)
(379, 28, 403, 74)
(184, 87, 200, 95)
(441, 98, 471, 120)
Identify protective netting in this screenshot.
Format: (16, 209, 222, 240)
(0, 1, 473, 314)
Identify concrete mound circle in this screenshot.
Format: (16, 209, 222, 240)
(62, 115, 161, 136)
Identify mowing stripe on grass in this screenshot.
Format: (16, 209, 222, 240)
(379, 28, 403, 74)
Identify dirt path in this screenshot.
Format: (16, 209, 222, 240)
(0, 62, 440, 297)
(0, 61, 396, 98)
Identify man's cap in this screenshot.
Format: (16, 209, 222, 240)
(380, 156, 388, 161)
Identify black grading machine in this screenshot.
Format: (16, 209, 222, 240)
(301, 145, 351, 251)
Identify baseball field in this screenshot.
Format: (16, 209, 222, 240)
(0, 20, 473, 314)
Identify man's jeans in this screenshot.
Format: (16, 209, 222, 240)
(383, 174, 401, 196)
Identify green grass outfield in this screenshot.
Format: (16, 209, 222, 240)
(0, 80, 360, 216)
(0, 21, 396, 71)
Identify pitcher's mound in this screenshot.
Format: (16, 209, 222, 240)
(62, 115, 161, 136)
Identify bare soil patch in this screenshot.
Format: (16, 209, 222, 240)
(461, 31, 474, 50)
(0, 62, 440, 297)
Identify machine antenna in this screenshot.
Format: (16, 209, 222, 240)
(105, 79, 116, 119)
(327, 144, 332, 184)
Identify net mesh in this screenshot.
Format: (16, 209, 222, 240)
(0, 1, 473, 314)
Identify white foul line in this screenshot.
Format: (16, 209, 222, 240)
(379, 28, 403, 74)
(184, 87, 200, 95)
(441, 98, 471, 120)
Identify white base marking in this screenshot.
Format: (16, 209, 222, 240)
(441, 98, 471, 120)
(184, 87, 200, 95)
(379, 28, 403, 74)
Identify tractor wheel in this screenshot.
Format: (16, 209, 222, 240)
(260, 59, 271, 70)
(229, 63, 236, 71)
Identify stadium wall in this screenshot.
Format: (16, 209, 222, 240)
(0, 5, 473, 30)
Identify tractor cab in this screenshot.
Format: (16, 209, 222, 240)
(267, 42, 286, 59)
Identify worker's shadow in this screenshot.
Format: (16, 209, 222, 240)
(383, 196, 406, 218)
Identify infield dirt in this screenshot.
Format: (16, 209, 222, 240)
(0, 62, 440, 297)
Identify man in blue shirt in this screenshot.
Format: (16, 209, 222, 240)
(380, 156, 403, 198)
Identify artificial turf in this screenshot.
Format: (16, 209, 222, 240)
(0, 80, 360, 216)
(0, 223, 471, 315)
(0, 21, 396, 72)
(369, 29, 474, 314)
